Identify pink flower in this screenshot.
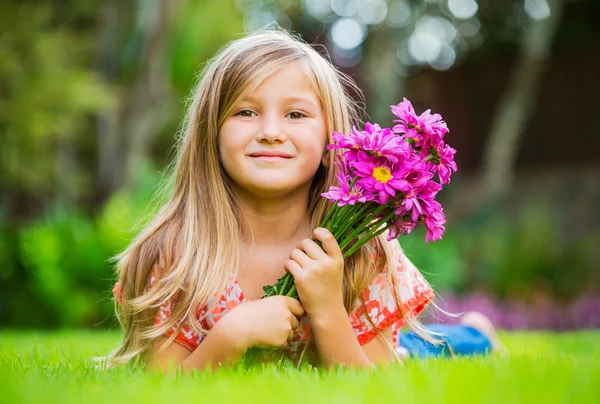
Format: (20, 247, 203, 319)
(353, 155, 411, 205)
(391, 98, 421, 139)
(322, 172, 371, 206)
(328, 131, 356, 150)
(391, 98, 449, 153)
(397, 187, 422, 222)
(417, 109, 448, 139)
(417, 179, 442, 201)
(387, 213, 418, 240)
(421, 199, 446, 242)
(352, 123, 408, 163)
(392, 164, 433, 221)
(329, 123, 409, 165)
(424, 141, 458, 184)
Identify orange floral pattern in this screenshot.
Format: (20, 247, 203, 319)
(113, 241, 434, 359)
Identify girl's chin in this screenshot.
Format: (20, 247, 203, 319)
(240, 179, 311, 197)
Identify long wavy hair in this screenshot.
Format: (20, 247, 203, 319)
(98, 28, 445, 369)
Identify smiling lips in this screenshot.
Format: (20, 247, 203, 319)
(249, 151, 293, 160)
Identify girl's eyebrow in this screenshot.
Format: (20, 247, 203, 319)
(242, 95, 319, 109)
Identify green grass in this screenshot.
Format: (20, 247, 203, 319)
(1, 330, 599, 403)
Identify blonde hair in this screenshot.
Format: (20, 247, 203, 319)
(97, 27, 446, 370)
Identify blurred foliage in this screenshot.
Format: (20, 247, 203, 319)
(169, 0, 245, 90)
(0, 163, 163, 328)
(403, 200, 600, 302)
(0, 0, 245, 217)
(0, 2, 113, 207)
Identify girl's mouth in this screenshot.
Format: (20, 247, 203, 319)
(249, 151, 293, 160)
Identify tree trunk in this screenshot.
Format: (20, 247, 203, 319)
(480, 0, 565, 200)
(96, 0, 127, 200)
(96, 0, 181, 199)
(361, 26, 406, 125)
(122, 0, 181, 191)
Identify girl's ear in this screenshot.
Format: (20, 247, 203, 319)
(321, 149, 330, 167)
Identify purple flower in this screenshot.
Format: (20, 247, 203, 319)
(392, 165, 434, 221)
(417, 179, 442, 201)
(330, 123, 409, 165)
(391, 98, 448, 138)
(328, 131, 356, 152)
(387, 213, 418, 240)
(353, 155, 411, 205)
(391, 99, 449, 156)
(321, 172, 371, 206)
(396, 187, 422, 222)
(417, 109, 449, 139)
(390, 98, 422, 139)
(424, 140, 458, 184)
(353, 123, 408, 163)
(421, 199, 446, 242)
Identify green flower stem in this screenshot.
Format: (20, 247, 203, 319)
(320, 202, 338, 229)
(338, 203, 388, 250)
(333, 202, 373, 241)
(354, 209, 396, 239)
(326, 208, 343, 236)
(342, 210, 396, 256)
(280, 271, 291, 292)
(285, 283, 297, 298)
(332, 203, 364, 240)
(329, 205, 357, 239)
(343, 217, 394, 257)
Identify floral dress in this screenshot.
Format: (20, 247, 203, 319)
(113, 241, 434, 362)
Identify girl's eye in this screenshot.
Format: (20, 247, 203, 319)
(235, 109, 256, 117)
(288, 111, 307, 120)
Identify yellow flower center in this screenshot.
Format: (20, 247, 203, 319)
(372, 167, 392, 183)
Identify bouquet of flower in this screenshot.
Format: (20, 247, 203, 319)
(263, 98, 457, 299)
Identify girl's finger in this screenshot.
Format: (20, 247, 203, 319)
(289, 248, 312, 269)
(297, 238, 327, 261)
(291, 315, 300, 330)
(283, 296, 305, 317)
(313, 227, 343, 260)
(284, 258, 303, 280)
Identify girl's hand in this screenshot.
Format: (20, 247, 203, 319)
(219, 296, 304, 350)
(285, 227, 345, 318)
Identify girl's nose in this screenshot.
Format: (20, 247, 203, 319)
(257, 113, 286, 143)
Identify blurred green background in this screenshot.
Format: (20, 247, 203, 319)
(1, 0, 598, 330)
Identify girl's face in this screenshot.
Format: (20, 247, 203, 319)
(219, 61, 328, 199)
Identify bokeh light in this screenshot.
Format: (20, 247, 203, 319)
(385, 0, 412, 28)
(357, 0, 388, 25)
(330, 17, 367, 50)
(448, 0, 479, 20)
(525, 0, 551, 21)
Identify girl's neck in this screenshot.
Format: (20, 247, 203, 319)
(235, 185, 313, 246)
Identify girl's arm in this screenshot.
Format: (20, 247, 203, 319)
(310, 306, 397, 369)
(285, 228, 408, 369)
(147, 295, 304, 375)
(147, 317, 246, 376)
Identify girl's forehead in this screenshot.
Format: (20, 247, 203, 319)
(239, 63, 322, 107)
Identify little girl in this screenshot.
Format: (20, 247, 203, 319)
(104, 28, 494, 373)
